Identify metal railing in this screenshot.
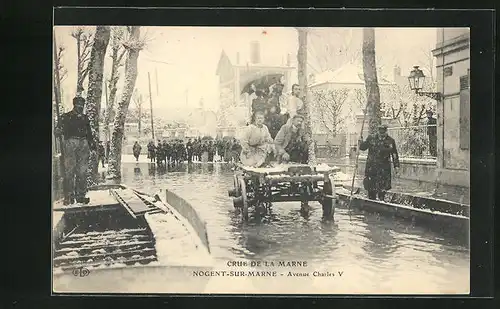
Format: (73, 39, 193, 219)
(349, 125, 437, 159)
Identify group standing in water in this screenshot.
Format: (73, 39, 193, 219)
(240, 82, 311, 167)
(144, 137, 242, 166)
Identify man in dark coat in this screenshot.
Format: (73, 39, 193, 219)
(161, 140, 168, 165)
(179, 140, 186, 163)
(98, 141, 106, 167)
(426, 110, 437, 157)
(133, 141, 142, 162)
(358, 124, 400, 201)
(156, 139, 164, 166)
(216, 139, 224, 162)
(172, 140, 179, 164)
(164, 140, 171, 165)
(54, 96, 97, 205)
(147, 140, 156, 163)
(224, 139, 232, 162)
(207, 141, 215, 162)
(251, 86, 269, 124)
(186, 139, 193, 163)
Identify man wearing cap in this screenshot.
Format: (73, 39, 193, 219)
(55, 96, 97, 205)
(426, 110, 437, 157)
(274, 114, 310, 164)
(358, 124, 400, 201)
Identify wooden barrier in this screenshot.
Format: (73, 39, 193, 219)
(162, 189, 211, 254)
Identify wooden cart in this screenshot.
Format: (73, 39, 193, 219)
(228, 164, 339, 221)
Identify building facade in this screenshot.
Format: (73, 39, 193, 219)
(432, 28, 470, 189)
(215, 42, 295, 136)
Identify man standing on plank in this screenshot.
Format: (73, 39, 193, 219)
(55, 96, 96, 205)
(358, 124, 400, 201)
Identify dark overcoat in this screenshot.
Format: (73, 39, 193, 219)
(359, 134, 400, 192)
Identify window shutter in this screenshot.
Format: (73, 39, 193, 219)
(460, 75, 469, 91)
(459, 73, 470, 149)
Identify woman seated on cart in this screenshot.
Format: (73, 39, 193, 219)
(274, 114, 310, 164)
(240, 110, 275, 167)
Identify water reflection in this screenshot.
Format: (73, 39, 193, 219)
(361, 213, 398, 261)
(148, 163, 156, 176)
(115, 161, 469, 292)
(133, 164, 142, 177)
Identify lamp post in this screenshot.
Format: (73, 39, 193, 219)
(408, 66, 442, 101)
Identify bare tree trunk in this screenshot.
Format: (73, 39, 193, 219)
(71, 27, 93, 95)
(53, 34, 67, 195)
(362, 28, 382, 135)
(297, 27, 316, 165)
(105, 28, 127, 150)
(85, 26, 111, 185)
(107, 26, 142, 180)
(138, 94, 142, 134)
(76, 37, 81, 91)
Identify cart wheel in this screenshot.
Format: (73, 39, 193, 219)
(322, 176, 335, 220)
(238, 177, 249, 221)
(228, 174, 240, 197)
(300, 201, 310, 216)
(233, 174, 241, 196)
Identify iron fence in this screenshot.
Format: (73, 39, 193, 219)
(349, 124, 437, 159)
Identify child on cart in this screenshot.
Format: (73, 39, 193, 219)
(239, 110, 275, 167)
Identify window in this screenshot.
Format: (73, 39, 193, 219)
(459, 71, 470, 149)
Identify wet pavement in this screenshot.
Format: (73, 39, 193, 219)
(96, 160, 470, 294)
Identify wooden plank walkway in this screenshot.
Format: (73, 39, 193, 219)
(53, 190, 121, 213)
(110, 189, 155, 218)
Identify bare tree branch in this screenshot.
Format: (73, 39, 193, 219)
(311, 88, 349, 135)
(72, 26, 95, 93)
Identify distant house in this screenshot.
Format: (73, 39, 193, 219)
(187, 99, 217, 138)
(308, 63, 398, 155)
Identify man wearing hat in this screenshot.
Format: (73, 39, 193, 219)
(358, 124, 400, 201)
(274, 114, 310, 164)
(426, 110, 437, 157)
(55, 96, 97, 205)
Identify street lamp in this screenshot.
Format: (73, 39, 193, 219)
(408, 66, 442, 101)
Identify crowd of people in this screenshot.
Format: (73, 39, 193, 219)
(141, 137, 242, 166)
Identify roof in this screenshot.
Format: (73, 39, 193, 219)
(216, 48, 294, 76)
(309, 63, 394, 87)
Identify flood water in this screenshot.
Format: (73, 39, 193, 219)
(101, 161, 470, 294)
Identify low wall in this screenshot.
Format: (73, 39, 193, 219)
(162, 189, 211, 254)
(435, 168, 470, 204)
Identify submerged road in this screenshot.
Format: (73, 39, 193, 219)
(98, 160, 469, 294)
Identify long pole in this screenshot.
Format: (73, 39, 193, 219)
(155, 67, 159, 96)
(148, 72, 155, 140)
(138, 94, 142, 135)
(53, 33, 67, 197)
(104, 79, 109, 144)
(348, 103, 370, 212)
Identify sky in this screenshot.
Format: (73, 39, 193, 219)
(54, 26, 437, 117)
